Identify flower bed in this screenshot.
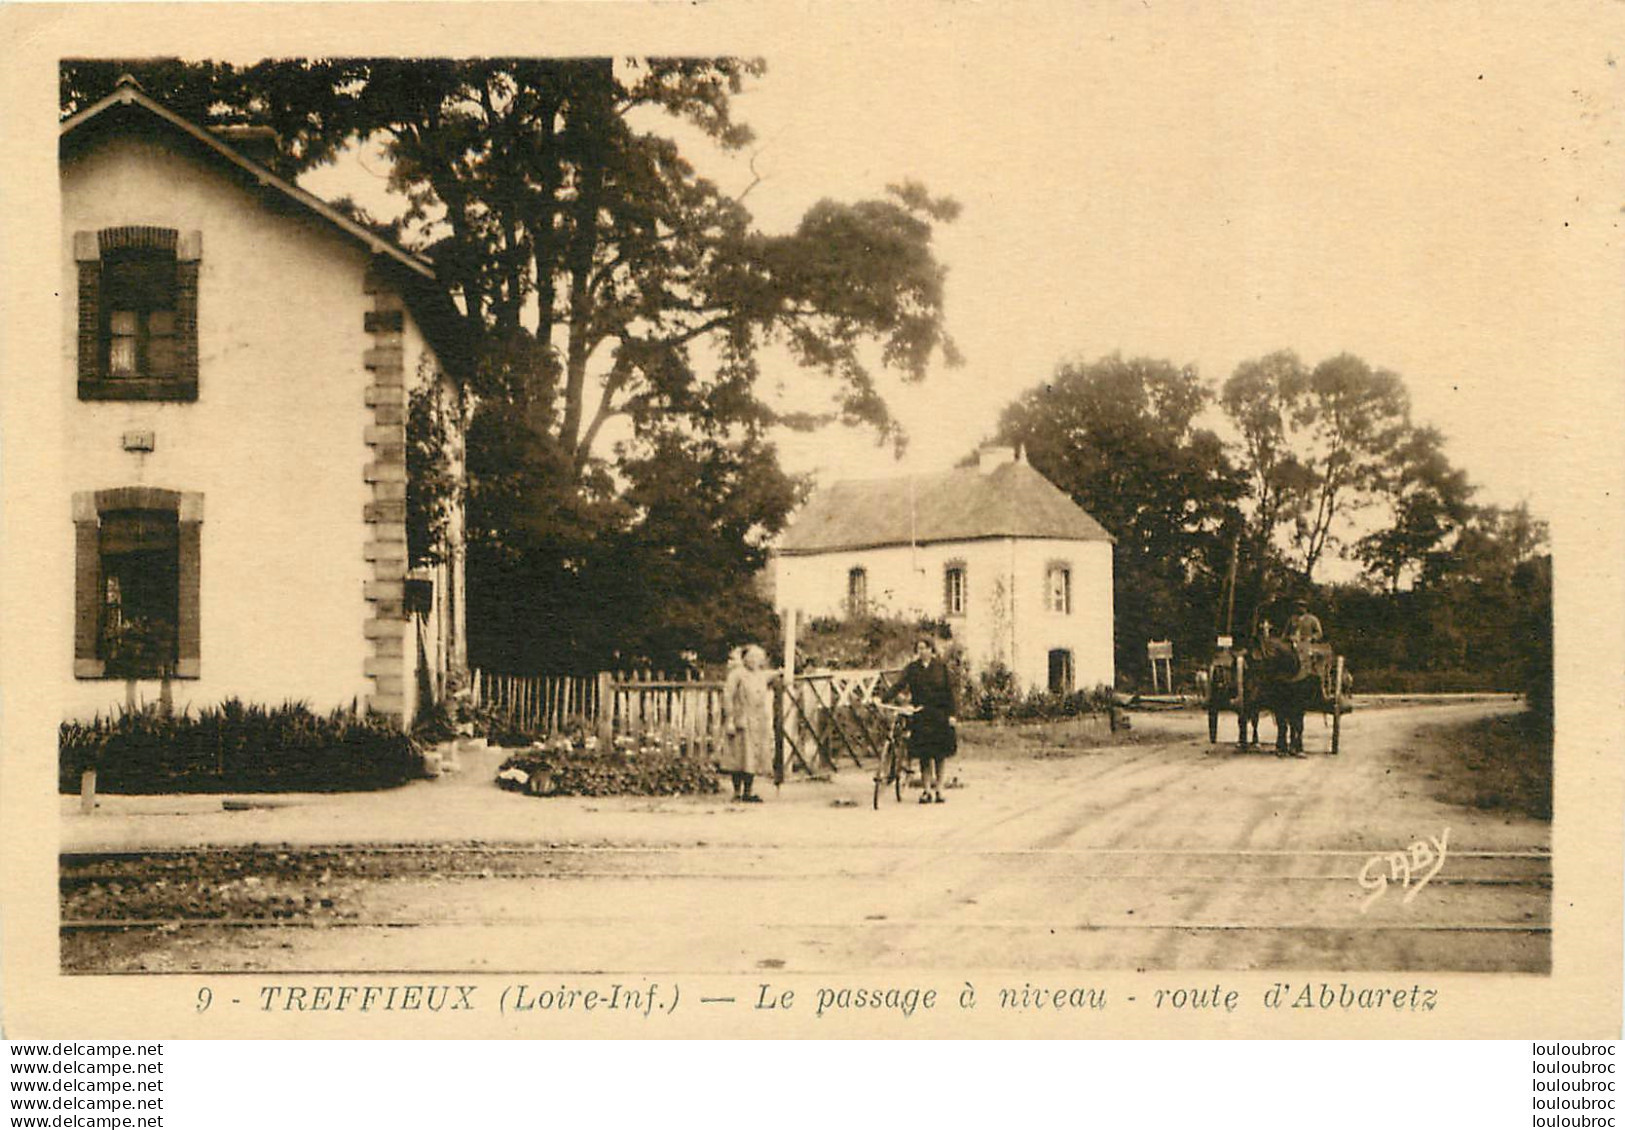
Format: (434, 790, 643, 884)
(495, 733, 720, 798)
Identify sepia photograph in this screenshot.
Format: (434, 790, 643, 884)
(4, 2, 1621, 1040)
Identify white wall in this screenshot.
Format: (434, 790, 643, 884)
(1007, 538, 1115, 691)
(774, 535, 1114, 690)
(62, 134, 378, 719)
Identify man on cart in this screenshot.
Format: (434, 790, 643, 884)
(1284, 599, 1323, 645)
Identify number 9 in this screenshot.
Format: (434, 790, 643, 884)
(196, 986, 213, 1013)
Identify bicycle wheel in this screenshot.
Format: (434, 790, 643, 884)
(1330, 655, 1344, 755)
(874, 733, 889, 810)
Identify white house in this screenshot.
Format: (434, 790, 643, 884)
(59, 76, 466, 725)
(774, 447, 1115, 691)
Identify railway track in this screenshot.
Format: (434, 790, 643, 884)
(61, 843, 1551, 941)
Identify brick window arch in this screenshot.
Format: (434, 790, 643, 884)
(75, 226, 201, 401)
(73, 488, 203, 679)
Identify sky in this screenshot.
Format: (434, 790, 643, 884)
(302, 5, 1623, 526)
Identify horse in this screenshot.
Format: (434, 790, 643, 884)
(1249, 634, 1332, 757)
(1234, 666, 1265, 748)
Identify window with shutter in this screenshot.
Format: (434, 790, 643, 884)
(76, 227, 200, 401)
(74, 489, 203, 679)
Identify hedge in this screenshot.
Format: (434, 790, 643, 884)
(59, 700, 423, 794)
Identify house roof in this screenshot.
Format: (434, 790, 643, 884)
(776, 459, 1115, 556)
(60, 76, 473, 377)
(62, 76, 437, 281)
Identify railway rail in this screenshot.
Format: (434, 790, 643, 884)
(61, 842, 1551, 937)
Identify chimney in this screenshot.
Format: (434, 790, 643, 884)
(977, 445, 1018, 474)
(209, 124, 284, 170)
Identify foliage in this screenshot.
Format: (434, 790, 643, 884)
(1514, 553, 1553, 729)
(990, 354, 1244, 680)
(1288, 354, 1413, 579)
(1310, 532, 1551, 700)
(1216, 350, 1549, 714)
(1352, 426, 1474, 590)
(1413, 710, 1551, 821)
(967, 660, 1117, 721)
(797, 613, 953, 672)
(979, 344, 1549, 693)
(1222, 350, 1423, 587)
(413, 697, 546, 749)
(496, 739, 721, 798)
(406, 365, 464, 568)
(62, 58, 959, 674)
(99, 616, 176, 679)
(60, 700, 422, 794)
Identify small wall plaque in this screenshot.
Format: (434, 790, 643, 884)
(122, 430, 155, 452)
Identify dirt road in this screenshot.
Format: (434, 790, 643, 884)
(62, 700, 1550, 974)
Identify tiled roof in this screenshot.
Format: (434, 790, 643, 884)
(777, 459, 1114, 555)
(61, 76, 436, 281)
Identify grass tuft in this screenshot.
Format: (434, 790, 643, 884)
(1412, 709, 1551, 821)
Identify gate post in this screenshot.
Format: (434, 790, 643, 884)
(780, 607, 798, 781)
(596, 670, 613, 749)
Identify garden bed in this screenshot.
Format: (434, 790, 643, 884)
(494, 733, 721, 798)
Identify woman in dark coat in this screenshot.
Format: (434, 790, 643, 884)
(887, 637, 958, 804)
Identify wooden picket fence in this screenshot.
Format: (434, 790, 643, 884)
(469, 666, 901, 774)
(470, 668, 725, 748)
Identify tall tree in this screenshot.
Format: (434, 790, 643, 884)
(1291, 354, 1411, 579)
(1352, 425, 1475, 591)
(1219, 350, 1316, 618)
(65, 59, 962, 670)
(1432, 501, 1549, 589)
(1221, 350, 1413, 585)
(991, 355, 1243, 679)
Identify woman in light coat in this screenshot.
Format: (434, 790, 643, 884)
(721, 644, 774, 802)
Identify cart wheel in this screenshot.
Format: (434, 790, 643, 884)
(1330, 656, 1344, 755)
(1234, 655, 1247, 747)
(1207, 703, 1219, 744)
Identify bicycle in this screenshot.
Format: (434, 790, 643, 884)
(870, 700, 918, 809)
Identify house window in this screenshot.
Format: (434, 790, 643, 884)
(1046, 562, 1072, 614)
(944, 563, 967, 617)
(104, 249, 179, 378)
(74, 489, 203, 679)
(1048, 649, 1075, 694)
(99, 509, 179, 676)
(76, 227, 200, 401)
(847, 567, 869, 616)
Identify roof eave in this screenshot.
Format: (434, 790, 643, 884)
(776, 531, 1111, 556)
(61, 85, 435, 282)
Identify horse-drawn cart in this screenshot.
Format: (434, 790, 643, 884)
(1205, 634, 1350, 755)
